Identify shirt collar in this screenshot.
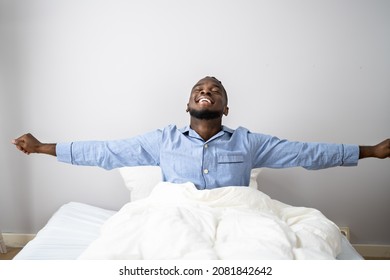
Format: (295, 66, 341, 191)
(179, 125, 234, 141)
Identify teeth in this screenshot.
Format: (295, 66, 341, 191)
(199, 98, 211, 103)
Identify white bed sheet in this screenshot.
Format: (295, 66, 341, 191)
(14, 202, 363, 260)
(14, 202, 116, 260)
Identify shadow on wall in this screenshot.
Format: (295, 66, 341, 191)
(0, 8, 33, 232)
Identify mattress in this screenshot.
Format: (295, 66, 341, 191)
(14, 201, 363, 260)
(14, 202, 116, 260)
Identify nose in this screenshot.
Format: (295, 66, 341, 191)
(200, 89, 211, 95)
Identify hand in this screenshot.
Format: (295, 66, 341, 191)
(372, 139, 390, 159)
(359, 139, 390, 159)
(12, 133, 43, 155)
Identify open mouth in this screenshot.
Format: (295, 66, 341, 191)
(197, 97, 213, 104)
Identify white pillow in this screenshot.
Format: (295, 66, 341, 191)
(119, 166, 162, 201)
(249, 168, 262, 189)
(119, 167, 262, 201)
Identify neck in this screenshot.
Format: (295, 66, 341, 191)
(190, 117, 223, 141)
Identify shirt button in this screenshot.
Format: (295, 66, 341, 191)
(204, 144, 208, 148)
(203, 169, 209, 174)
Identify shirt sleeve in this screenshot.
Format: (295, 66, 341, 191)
(250, 133, 359, 169)
(56, 129, 162, 170)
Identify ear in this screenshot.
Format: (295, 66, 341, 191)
(223, 106, 229, 116)
(186, 103, 189, 112)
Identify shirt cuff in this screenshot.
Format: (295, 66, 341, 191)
(56, 142, 73, 164)
(342, 144, 359, 166)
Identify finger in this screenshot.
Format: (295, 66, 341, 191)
(12, 138, 26, 146)
(15, 145, 28, 154)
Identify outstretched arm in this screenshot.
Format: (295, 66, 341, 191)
(12, 133, 56, 156)
(359, 139, 390, 159)
(12, 130, 161, 170)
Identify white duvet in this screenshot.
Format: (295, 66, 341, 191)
(79, 182, 341, 260)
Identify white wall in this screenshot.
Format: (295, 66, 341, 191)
(1, 0, 389, 244)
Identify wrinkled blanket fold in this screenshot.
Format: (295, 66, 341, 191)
(79, 182, 341, 259)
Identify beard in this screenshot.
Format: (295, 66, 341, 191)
(188, 108, 222, 120)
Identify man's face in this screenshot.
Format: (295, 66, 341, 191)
(187, 77, 229, 120)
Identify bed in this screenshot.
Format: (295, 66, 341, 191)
(14, 167, 363, 260)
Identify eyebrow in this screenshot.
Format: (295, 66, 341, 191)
(192, 82, 222, 90)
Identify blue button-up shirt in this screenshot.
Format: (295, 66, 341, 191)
(56, 125, 359, 189)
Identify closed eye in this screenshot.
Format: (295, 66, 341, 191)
(193, 87, 202, 92)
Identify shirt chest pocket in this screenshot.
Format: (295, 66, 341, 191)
(217, 153, 245, 164)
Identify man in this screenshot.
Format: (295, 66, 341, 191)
(12, 76, 390, 189)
